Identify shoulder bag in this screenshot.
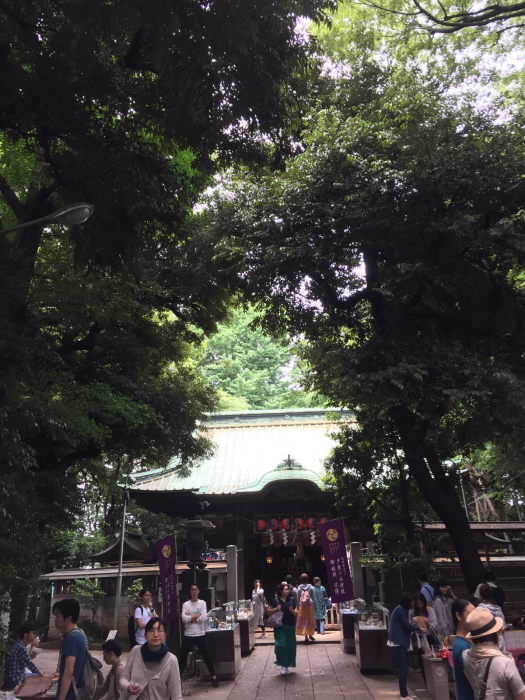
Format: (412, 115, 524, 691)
(479, 657, 494, 700)
(267, 610, 283, 628)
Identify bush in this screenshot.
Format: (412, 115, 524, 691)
(77, 620, 102, 645)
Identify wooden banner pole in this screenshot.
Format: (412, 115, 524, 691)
(175, 532, 182, 647)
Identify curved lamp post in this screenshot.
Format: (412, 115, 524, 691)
(1, 202, 94, 235)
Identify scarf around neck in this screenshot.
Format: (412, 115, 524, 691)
(468, 641, 503, 659)
(140, 643, 169, 663)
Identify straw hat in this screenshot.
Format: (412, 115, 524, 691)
(466, 607, 504, 639)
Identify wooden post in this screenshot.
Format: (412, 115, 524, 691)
(175, 532, 182, 647)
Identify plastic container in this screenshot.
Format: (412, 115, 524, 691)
(422, 653, 450, 700)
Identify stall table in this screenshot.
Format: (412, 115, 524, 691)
(354, 623, 390, 673)
(237, 613, 256, 654)
(203, 623, 241, 679)
(340, 611, 361, 653)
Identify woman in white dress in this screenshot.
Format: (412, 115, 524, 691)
(252, 579, 268, 638)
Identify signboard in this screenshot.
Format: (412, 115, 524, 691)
(155, 534, 178, 622)
(319, 519, 354, 603)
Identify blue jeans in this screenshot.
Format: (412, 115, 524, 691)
(393, 646, 408, 697)
(315, 619, 324, 633)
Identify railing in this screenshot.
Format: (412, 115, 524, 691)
(325, 603, 340, 629)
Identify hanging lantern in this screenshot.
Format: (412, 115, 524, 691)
(281, 517, 291, 531)
(294, 517, 305, 530)
(266, 553, 273, 564)
(318, 515, 329, 525)
(321, 553, 325, 561)
(306, 517, 317, 530)
(268, 518, 279, 531)
(256, 518, 267, 532)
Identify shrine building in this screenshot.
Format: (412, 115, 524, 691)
(128, 408, 355, 597)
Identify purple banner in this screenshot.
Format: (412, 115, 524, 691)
(155, 534, 178, 622)
(319, 519, 354, 603)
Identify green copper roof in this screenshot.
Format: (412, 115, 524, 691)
(130, 408, 352, 497)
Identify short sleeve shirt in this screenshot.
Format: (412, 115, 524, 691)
(453, 637, 475, 700)
(135, 606, 154, 645)
(271, 595, 296, 626)
(57, 629, 87, 700)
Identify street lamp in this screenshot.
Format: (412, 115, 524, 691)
(1, 202, 94, 235)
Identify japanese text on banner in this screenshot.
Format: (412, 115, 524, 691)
(318, 519, 354, 604)
(155, 534, 178, 622)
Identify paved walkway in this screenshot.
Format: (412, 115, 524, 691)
(33, 642, 423, 700)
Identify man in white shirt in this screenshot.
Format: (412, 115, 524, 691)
(179, 584, 219, 688)
(134, 588, 158, 646)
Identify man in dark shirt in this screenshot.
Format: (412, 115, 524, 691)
(52, 599, 87, 700)
(3, 622, 51, 690)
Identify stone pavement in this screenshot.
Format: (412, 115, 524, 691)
(182, 643, 390, 700)
(254, 630, 341, 646)
(33, 642, 420, 700)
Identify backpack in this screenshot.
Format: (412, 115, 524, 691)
(300, 587, 310, 606)
(128, 605, 143, 648)
(492, 586, 506, 608)
(65, 629, 103, 700)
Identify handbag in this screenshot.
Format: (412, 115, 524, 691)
(325, 597, 333, 610)
(267, 610, 283, 628)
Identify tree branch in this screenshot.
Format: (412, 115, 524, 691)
(357, 0, 525, 33)
(0, 172, 23, 219)
(309, 272, 369, 311)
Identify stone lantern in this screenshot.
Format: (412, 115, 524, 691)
(183, 515, 215, 569)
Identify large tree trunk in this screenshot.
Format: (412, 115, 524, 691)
(391, 406, 486, 593)
(9, 587, 29, 635)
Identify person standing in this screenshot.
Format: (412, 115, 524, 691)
(52, 599, 88, 700)
(434, 579, 456, 637)
(312, 577, 327, 635)
(410, 593, 437, 682)
(451, 599, 475, 700)
(2, 622, 51, 690)
(285, 575, 296, 601)
(252, 580, 268, 639)
(463, 608, 525, 700)
(388, 593, 427, 700)
(478, 584, 508, 652)
(474, 571, 506, 607)
(418, 573, 434, 607)
(295, 574, 316, 643)
(179, 584, 219, 688)
(135, 588, 158, 646)
(268, 582, 298, 675)
(94, 640, 125, 700)
(120, 618, 182, 700)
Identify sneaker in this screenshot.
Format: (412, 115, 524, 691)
(211, 679, 220, 688)
(285, 668, 291, 675)
(260, 633, 268, 638)
(280, 667, 287, 675)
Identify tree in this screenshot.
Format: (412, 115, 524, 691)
(198, 63, 525, 592)
(199, 306, 322, 409)
(0, 0, 336, 623)
(74, 578, 104, 623)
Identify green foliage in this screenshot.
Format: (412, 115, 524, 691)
(199, 306, 323, 409)
(74, 579, 104, 623)
(77, 620, 102, 646)
(124, 580, 144, 616)
(195, 53, 525, 588)
(130, 510, 186, 550)
(0, 0, 336, 627)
